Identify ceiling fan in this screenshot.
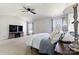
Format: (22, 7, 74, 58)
(22, 6, 36, 14)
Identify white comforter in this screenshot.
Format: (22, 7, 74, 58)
(26, 33, 61, 49)
(26, 33, 50, 49)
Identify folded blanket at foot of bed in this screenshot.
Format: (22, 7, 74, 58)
(39, 38, 57, 55)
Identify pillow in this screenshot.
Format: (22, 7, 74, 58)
(51, 33, 61, 44)
(50, 30, 59, 40)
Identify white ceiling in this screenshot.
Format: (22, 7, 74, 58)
(63, 3, 79, 15)
(0, 3, 73, 17)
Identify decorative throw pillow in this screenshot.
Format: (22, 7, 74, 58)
(50, 30, 59, 40)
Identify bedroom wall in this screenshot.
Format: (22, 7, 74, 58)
(0, 15, 28, 40)
(33, 17, 52, 34)
(33, 16, 63, 34)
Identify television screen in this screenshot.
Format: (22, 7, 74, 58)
(9, 25, 17, 32)
(18, 26, 23, 32)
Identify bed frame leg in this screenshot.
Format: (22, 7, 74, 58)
(30, 47, 33, 54)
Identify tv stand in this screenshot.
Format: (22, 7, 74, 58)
(9, 32, 23, 39)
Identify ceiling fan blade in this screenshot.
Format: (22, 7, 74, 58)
(23, 6, 27, 10)
(31, 11, 36, 14)
(31, 9, 35, 11)
(21, 11, 27, 12)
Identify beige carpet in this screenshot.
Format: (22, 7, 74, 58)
(0, 36, 38, 55)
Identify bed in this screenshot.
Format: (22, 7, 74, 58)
(26, 32, 61, 50)
(26, 33, 50, 49)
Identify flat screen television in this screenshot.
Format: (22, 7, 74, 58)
(18, 26, 23, 32)
(9, 25, 17, 32)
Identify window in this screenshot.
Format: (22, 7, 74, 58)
(53, 17, 62, 31)
(68, 14, 74, 32)
(68, 18, 74, 32)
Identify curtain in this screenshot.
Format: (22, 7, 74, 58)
(53, 17, 62, 32)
